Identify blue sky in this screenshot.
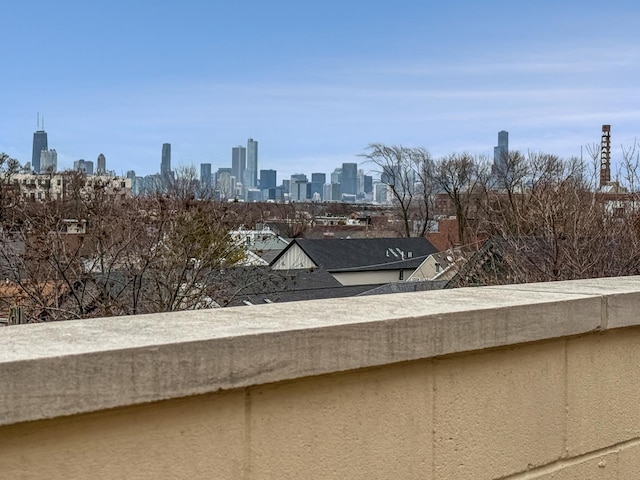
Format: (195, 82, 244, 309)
(2, 1, 640, 181)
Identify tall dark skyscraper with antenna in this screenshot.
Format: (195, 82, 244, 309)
(31, 114, 48, 173)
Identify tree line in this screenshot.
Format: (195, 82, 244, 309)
(0, 156, 268, 322)
(362, 142, 640, 284)
(3, 140, 640, 323)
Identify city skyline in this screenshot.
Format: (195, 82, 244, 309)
(3, 1, 640, 180)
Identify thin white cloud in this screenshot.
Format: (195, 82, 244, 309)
(349, 45, 640, 77)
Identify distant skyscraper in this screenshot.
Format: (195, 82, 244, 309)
(74, 159, 94, 175)
(364, 175, 373, 194)
(323, 183, 333, 201)
(246, 138, 258, 188)
(40, 149, 57, 173)
(493, 130, 509, 171)
(215, 168, 233, 200)
(309, 173, 326, 201)
(97, 154, 106, 174)
(260, 169, 277, 190)
(289, 174, 308, 202)
(374, 182, 391, 204)
(330, 168, 342, 186)
(331, 183, 341, 201)
(161, 143, 172, 176)
(31, 117, 48, 174)
(341, 162, 358, 196)
(126, 170, 138, 195)
(246, 189, 262, 202)
(380, 164, 399, 185)
(200, 163, 212, 186)
(232, 146, 246, 187)
(215, 167, 232, 184)
(311, 172, 326, 185)
(492, 130, 509, 188)
(260, 169, 277, 200)
(357, 169, 365, 195)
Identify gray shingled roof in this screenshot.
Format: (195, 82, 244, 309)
(271, 237, 438, 272)
(221, 267, 381, 306)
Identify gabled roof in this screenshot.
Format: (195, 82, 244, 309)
(271, 237, 438, 272)
(444, 236, 563, 288)
(220, 266, 381, 306)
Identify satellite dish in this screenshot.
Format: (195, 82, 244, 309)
(446, 255, 453, 262)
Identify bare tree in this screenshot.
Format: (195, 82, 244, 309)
(463, 152, 640, 286)
(164, 164, 200, 201)
(620, 139, 640, 193)
(408, 147, 436, 237)
(268, 201, 313, 238)
(0, 180, 250, 321)
(432, 152, 487, 246)
(361, 143, 434, 237)
(0, 153, 21, 225)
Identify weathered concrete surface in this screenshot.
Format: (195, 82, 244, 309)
(566, 329, 640, 457)
(533, 452, 618, 479)
(2, 276, 640, 479)
(0, 389, 246, 480)
(433, 340, 566, 480)
(487, 276, 640, 329)
(250, 361, 433, 480)
(618, 442, 640, 478)
(0, 281, 605, 426)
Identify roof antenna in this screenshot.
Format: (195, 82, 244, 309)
(37, 112, 39, 130)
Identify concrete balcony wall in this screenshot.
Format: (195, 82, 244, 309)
(2, 277, 640, 479)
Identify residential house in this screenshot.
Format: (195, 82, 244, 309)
(406, 250, 462, 282)
(230, 225, 290, 264)
(270, 237, 438, 286)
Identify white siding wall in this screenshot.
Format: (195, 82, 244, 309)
(408, 257, 437, 281)
(271, 244, 316, 270)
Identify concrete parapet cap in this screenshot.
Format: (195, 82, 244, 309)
(1, 276, 639, 426)
(486, 276, 640, 329)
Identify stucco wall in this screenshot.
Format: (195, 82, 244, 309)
(3, 277, 640, 479)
